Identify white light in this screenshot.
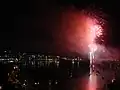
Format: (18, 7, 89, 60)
(0, 86, 2, 90)
(49, 80, 51, 85)
(10, 61, 13, 63)
(14, 66, 15, 69)
(57, 61, 59, 64)
(112, 78, 115, 83)
(72, 61, 74, 64)
(55, 80, 58, 84)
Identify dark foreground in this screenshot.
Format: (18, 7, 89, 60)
(0, 60, 120, 90)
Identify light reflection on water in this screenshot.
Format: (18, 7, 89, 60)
(89, 72, 97, 90)
(1, 60, 120, 90)
(73, 62, 120, 90)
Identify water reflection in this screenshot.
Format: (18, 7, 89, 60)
(0, 60, 120, 90)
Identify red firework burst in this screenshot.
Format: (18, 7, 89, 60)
(81, 9, 105, 45)
(56, 7, 106, 55)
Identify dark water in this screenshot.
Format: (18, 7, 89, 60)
(0, 60, 120, 90)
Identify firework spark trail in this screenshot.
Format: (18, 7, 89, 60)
(86, 12, 104, 90)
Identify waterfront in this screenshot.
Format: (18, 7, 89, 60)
(0, 59, 120, 90)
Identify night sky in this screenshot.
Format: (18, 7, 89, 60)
(1, 0, 120, 54)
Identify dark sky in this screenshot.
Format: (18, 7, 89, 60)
(1, 0, 120, 53)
